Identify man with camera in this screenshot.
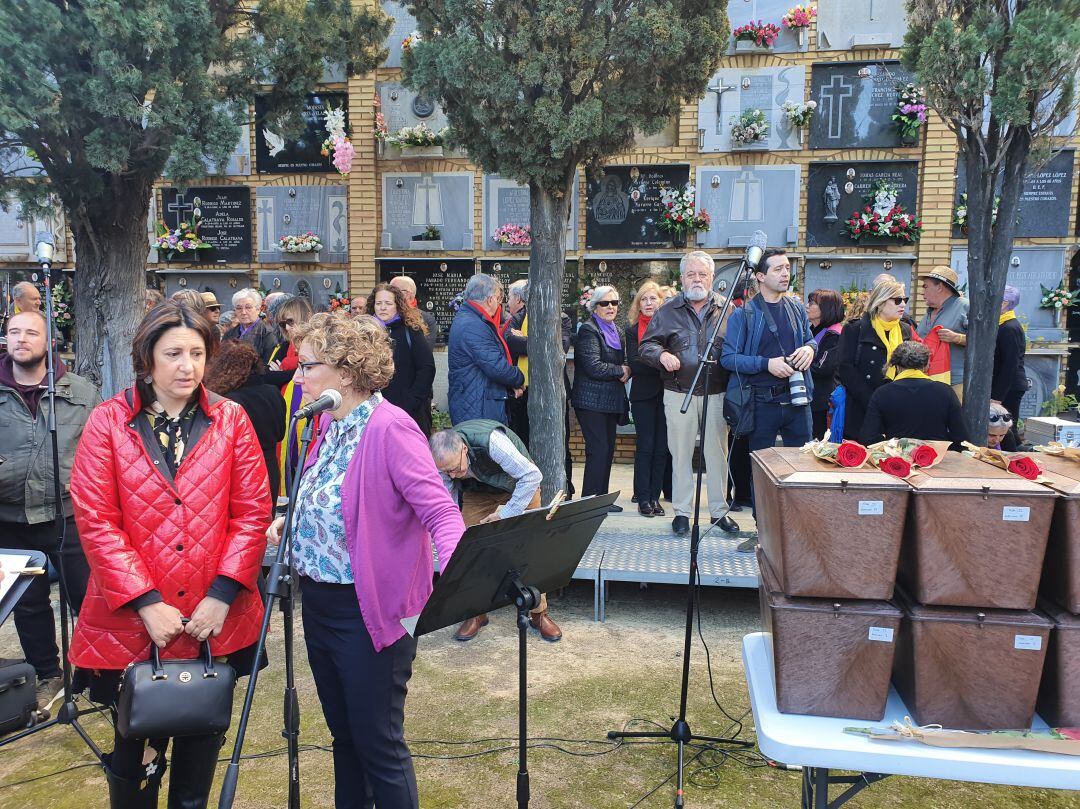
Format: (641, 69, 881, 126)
(721, 249, 816, 546)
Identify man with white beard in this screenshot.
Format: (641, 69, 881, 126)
(639, 251, 739, 538)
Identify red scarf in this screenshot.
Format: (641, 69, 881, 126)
(637, 314, 652, 343)
(468, 301, 513, 365)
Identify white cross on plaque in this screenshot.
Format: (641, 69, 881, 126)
(730, 169, 763, 222)
(412, 175, 444, 227)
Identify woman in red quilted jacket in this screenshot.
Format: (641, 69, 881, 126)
(69, 301, 271, 809)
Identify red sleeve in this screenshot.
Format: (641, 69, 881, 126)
(216, 407, 272, 590)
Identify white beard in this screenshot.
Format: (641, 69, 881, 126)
(684, 287, 708, 302)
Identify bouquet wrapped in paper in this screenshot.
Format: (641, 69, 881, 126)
(868, 438, 951, 479)
(963, 442, 1047, 482)
(802, 435, 870, 468)
(1036, 442, 1080, 463)
(846, 718, 1080, 757)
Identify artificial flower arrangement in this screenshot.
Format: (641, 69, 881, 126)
(387, 123, 448, 148)
(781, 4, 817, 29)
(781, 100, 817, 128)
(328, 290, 351, 312)
(577, 281, 598, 316)
(964, 442, 1046, 482)
(657, 183, 711, 236)
(892, 83, 927, 142)
(414, 224, 441, 241)
(401, 31, 421, 52)
(953, 192, 1000, 229)
(733, 20, 782, 47)
(1040, 384, 1078, 417)
(730, 108, 769, 145)
(448, 291, 466, 314)
(1039, 283, 1080, 310)
(277, 232, 322, 253)
(373, 91, 389, 143)
(51, 279, 73, 330)
(839, 282, 869, 316)
(321, 105, 354, 175)
(844, 180, 922, 243)
(153, 215, 212, 255)
(867, 438, 950, 479)
(492, 224, 532, 247)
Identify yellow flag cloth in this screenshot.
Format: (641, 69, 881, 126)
(518, 314, 529, 386)
(871, 317, 903, 379)
(999, 309, 1017, 326)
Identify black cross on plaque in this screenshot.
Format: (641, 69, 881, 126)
(707, 77, 737, 135)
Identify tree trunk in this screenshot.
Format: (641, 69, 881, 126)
(527, 176, 574, 501)
(70, 182, 153, 399)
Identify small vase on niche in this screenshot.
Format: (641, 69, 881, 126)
(671, 231, 687, 249)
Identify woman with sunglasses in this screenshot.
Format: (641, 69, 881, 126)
(860, 340, 967, 447)
(987, 402, 1018, 451)
(265, 296, 314, 499)
(836, 279, 916, 442)
(571, 285, 631, 509)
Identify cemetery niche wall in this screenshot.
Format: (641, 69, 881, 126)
(1020, 353, 1066, 420)
(157, 270, 251, 311)
(255, 92, 347, 173)
(258, 271, 349, 312)
(381, 0, 417, 69)
(160, 187, 252, 264)
(698, 66, 806, 152)
(806, 160, 920, 248)
(816, 0, 909, 51)
(695, 165, 801, 249)
(255, 185, 349, 264)
(809, 61, 915, 150)
(381, 172, 474, 251)
(585, 165, 690, 251)
(378, 258, 475, 338)
(801, 257, 914, 302)
(482, 174, 577, 252)
(954, 150, 1075, 238)
(725, 0, 808, 54)
(378, 82, 448, 155)
(582, 259, 678, 328)
(479, 258, 582, 323)
(0, 197, 67, 263)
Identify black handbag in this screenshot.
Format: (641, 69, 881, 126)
(116, 639, 237, 740)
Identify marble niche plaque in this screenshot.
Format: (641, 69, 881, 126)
(479, 259, 581, 315)
(157, 270, 251, 310)
(817, 0, 909, 51)
(1020, 354, 1065, 420)
(698, 66, 806, 152)
(801, 258, 914, 301)
(633, 118, 678, 149)
(378, 82, 448, 135)
(696, 166, 801, 249)
(259, 271, 348, 312)
(481, 174, 578, 252)
(378, 259, 475, 335)
(255, 185, 348, 263)
(381, 1, 418, 69)
(951, 246, 1068, 343)
(381, 172, 474, 251)
(204, 120, 252, 177)
(725, 0, 806, 54)
(809, 61, 915, 150)
(0, 196, 67, 263)
(160, 187, 252, 264)
(255, 92, 347, 173)
(806, 160, 920, 248)
(584, 164, 690, 250)
(955, 150, 1074, 238)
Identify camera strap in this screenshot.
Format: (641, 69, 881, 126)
(756, 295, 798, 358)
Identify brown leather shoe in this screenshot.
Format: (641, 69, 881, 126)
(453, 614, 489, 641)
(528, 611, 563, 642)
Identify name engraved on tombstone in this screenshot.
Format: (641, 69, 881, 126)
(255, 186, 348, 263)
(809, 62, 914, 149)
(585, 165, 690, 250)
(379, 260, 476, 334)
(255, 93, 347, 173)
(382, 173, 474, 251)
(956, 151, 1074, 238)
(161, 187, 252, 263)
(807, 161, 920, 247)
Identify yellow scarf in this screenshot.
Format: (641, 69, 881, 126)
(893, 368, 931, 382)
(999, 309, 1017, 326)
(871, 317, 904, 379)
(518, 315, 529, 386)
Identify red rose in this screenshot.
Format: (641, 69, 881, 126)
(1008, 456, 1042, 481)
(911, 444, 938, 467)
(880, 456, 912, 478)
(836, 441, 868, 467)
(865, 206, 871, 213)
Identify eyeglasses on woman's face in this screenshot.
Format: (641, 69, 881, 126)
(295, 361, 325, 376)
(594, 299, 620, 308)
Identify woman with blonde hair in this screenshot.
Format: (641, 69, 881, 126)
(836, 279, 916, 441)
(267, 312, 464, 808)
(626, 281, 669, 516)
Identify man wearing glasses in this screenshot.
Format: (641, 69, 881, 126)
(639, 251, 740, 538)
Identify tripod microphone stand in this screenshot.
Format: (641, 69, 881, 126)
(0, 231, 102, 761)
(608, 243, 765, 806)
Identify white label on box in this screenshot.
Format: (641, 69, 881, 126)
(858, 500, 884, 516)
(868, 626, 894, 643)
(1002, 506, 1030, 522)
(1014, 634, 1042, 651)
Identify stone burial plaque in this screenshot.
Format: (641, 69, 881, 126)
(634, 117, 678, 148)
(381, 172, 474, 251)
(255, 92, 347, 173)
(806, 160, 920, 248)
(204, 120, 252, 177)
(698, 66, 806, 152)
(378, 81, 447, 139)
(801, 258, 914, 301)
(479, 259, 581, 314)
(258, 271, 348, 312)
(1019, 354, 1064, 420)
(954, 150, 1074, 238)
(584, 164, 690, 250)
(255, 185, 348, 263)
(951, 246, 1068, 343)
(156, 270, 251, 312)
(381, 0, 418, 69)
(695, 165, 801, 248)
(582, 259, 674, 328)
(809, 61, 914, 150)
(0, 195, 67, 263)
(378, 259, 475, 335)
(481, 174, 578, 251)
(160, 187, 252, 264)
(817, 0, 908, 51)
(725, 0, 806, 54)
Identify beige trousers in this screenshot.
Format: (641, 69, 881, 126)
(460, 489, 546, 613)
(663, 390, 730, 519)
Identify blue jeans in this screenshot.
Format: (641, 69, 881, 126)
(748, 401, 811, 515)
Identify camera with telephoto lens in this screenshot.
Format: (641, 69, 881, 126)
(785, 355, 810, 407)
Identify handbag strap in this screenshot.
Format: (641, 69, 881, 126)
(148, 630, 218, 680)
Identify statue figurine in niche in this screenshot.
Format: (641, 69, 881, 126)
(591, 175, 630, 225)
(823, 178, 841, 222)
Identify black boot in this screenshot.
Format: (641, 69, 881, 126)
(104, 751, 166, 809)
(167, 733, 224, 809)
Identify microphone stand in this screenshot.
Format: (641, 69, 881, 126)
(218, 413, 316, 809)
(607, 256, 756, 806)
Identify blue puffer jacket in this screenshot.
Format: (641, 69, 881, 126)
(447, 303, 525, 425)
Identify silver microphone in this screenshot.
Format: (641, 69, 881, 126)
(34, 231, 55, 267)
(744, 229, 768, 273)
(293, 389, 343, 420)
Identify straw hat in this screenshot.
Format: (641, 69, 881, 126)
(200, 291, 221, 310)
(925, 266, 960, 294)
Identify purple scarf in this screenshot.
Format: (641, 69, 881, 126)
(379, 313, 402, 327)
(813, 322, 842, 344)
(593, 314, 622, 351)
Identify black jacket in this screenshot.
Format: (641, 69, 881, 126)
(224, 320, 278, 368)
(381, 318, 436, 429)
(992, 318, 1027, 401)
(639, 293, 729, 395)
(809, 326, 842, 414)
(836, 315, 915, 442)
(625, 323, 663, 401)
(861, 377, 968, 447)
(571, 320, 627, 414)
(225, 376, 286, 501)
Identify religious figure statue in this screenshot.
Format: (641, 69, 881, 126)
(591, 175, 630, 225)
(823, 178, 841, 222)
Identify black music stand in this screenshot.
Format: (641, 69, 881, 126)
(0, 549, 48, 627)
(408, 491, 617, 809)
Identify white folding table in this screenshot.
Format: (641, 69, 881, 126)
(742, 632, 1080, 807)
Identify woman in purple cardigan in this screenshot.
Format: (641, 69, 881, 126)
(267, 313, 465, 809)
